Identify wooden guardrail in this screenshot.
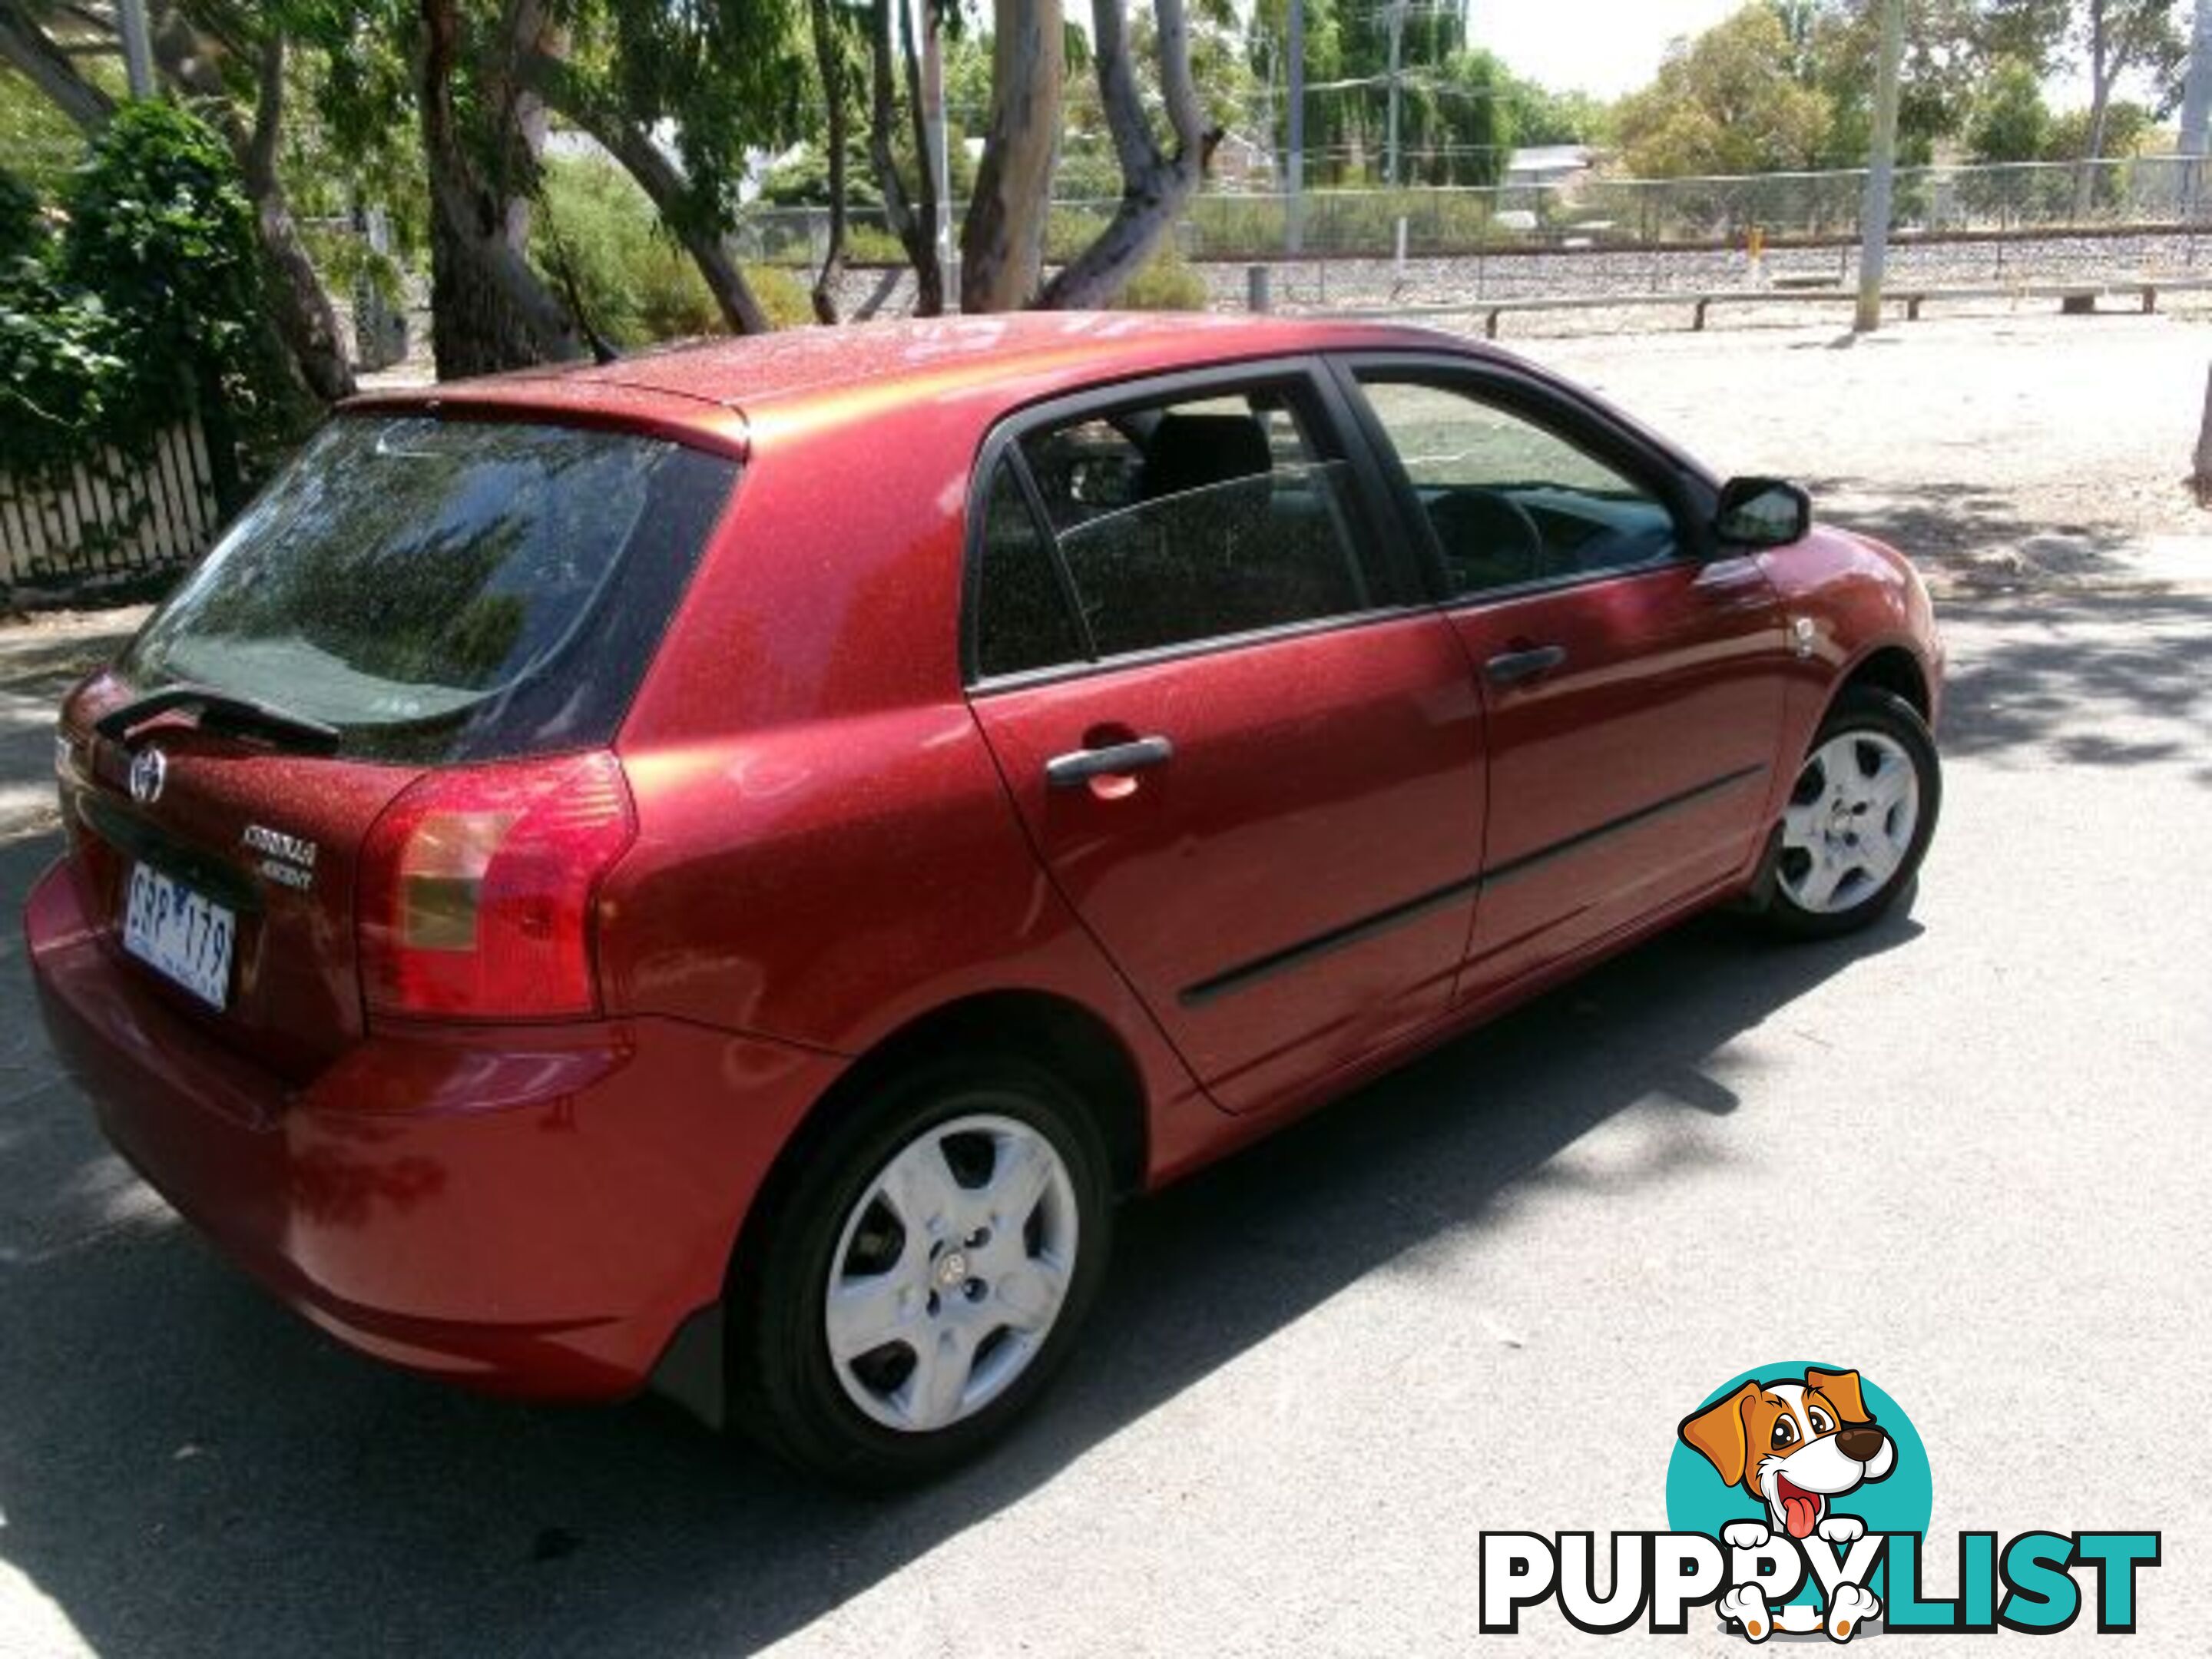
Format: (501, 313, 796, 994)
(1328, 276, 2212, 339)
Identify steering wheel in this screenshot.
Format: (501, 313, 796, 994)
(1425, 487, 1547, 594)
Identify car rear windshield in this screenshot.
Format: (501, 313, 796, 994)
(121, 414, 737, 764)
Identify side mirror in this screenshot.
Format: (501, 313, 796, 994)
(1715, 477, 1812, 548)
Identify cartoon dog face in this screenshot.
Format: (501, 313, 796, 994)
(1680, 1368, 1896, 1540)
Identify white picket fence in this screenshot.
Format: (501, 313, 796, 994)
(0, 417, 220, 595)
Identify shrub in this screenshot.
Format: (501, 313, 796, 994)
(2, 103, 300, 490)
(535, 156, 824, 341)
(743, 262, 816, 328)
(1045, 204, 1113, 263)
(61, 104, 260, 356)
(0, 260, 133, 445)
(1113, 246, 1208, 311)
(537, 155, 710, 347)
(0, 167, 43, 263)
(845, 223, 907, 264)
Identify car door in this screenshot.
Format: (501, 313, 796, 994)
(964, 365, 1487, 1114)
(1336, 360, 1792, 1002)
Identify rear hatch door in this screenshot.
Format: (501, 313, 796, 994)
(54, 411, 739, 1085)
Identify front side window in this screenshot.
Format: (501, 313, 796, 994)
(972, 383, 1390, 677)
(1356, 377, 1680, 598)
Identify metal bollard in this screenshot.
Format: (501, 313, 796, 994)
(1247, 264, 1272, 313)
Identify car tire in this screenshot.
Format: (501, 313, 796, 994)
(730, 1052, 1114, 1489)
(1757, 686, 1940, 940)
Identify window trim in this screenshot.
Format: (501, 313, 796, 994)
(1324, 351, 1724, 611)
(959, 356, 1422, 691)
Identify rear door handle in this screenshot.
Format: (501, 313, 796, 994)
(1045, 735, 1175, 789)
(1484, 645, 1567, 686)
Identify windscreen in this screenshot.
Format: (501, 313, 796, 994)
(122, 414, 737, 763)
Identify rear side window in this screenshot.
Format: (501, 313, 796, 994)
(974, 459, 1084, 680)
(123, 416, 737, 763)
(972, 382, 1394, 677)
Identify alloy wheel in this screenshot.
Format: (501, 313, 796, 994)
(1777, 729, 1921, 916)
(823, 1113, 1081, 1434)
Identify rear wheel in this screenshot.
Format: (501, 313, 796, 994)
(1759, 686, 1940, 939)
(732, 1055, 1112, 1488)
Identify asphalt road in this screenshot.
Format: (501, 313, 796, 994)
(5, 533, 2210, 1648)
(3, 587, 2206, 1657)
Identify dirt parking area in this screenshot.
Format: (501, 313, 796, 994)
(1503, 308, 2212, 594)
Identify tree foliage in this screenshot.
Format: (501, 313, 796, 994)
(2, 101, 301, 485)
(1617, 6, 1833, 177)
(1615, 1, 2183, 176)
(1245, 0, 1512, 186)
(1969, 54, 2056, 157)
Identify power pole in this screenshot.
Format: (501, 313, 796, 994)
(1854, 0, 1905, 333)
(1386, 0, 1406, 188)
(1288, 0, 1306, 252)
(2182, 0, 2212, 155)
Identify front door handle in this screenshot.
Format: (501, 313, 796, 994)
(1485, 644, 1567, 686)
(1045, 735, 1175, 789)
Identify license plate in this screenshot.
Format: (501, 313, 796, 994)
(122, 864, 236, 1011)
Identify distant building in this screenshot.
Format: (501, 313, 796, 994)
(1210, 131, 1276, 192)
(1503, 145, 1595, 189)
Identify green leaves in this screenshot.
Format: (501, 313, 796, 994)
(1, 102, 293, 486)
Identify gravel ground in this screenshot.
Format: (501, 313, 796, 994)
(1207, 230, 2212, 310)
(793, 230, 2212, 336)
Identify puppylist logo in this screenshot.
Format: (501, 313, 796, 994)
(1481, 1362, 2160, 1641)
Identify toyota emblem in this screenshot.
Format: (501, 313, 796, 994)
(128, 747, 167, 806)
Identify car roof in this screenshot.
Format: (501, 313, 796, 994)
(346, 312, 1492, 455)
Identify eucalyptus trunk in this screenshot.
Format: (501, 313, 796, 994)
(519, 50, 773, 336)
(1039, 0, 1216, 310)
(960, 0, 1063, 312)
(810, 0, 851, 323)
(419, 0, 581, 377)
(865, 0, 942, 315)
(150, 18, 356, 402)
(0, 0, 113, 131)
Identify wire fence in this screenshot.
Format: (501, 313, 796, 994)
(737, 155, 2212, 267)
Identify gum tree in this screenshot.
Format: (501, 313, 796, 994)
(0, 0, 355, 399)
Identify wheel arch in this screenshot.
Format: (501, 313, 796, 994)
(654, 990, 1151, 1432)
(728, 988, 1149, 1283)
(1831, 641, 1932, 726)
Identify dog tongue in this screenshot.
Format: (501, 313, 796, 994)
(1783, 1492, 1820, 1539)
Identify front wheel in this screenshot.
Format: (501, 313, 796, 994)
(1758, 686, 1941, 939)
(731, 1055, 1113, 1488)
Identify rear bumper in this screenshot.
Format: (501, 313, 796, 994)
(25, 858, 843, 1402)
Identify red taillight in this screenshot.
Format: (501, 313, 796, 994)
(359, 750, 635, 1021)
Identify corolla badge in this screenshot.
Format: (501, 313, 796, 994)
(128, 747, 167, 806)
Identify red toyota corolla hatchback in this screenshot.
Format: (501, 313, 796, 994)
(27, 314, 1942, 1485)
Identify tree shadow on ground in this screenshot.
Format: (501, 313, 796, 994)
(0, 635, 126, 702)
(1928, 588, 2212, 775)
(0, 823, 1922, 1659)
(1804, 473, 2144, 570)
